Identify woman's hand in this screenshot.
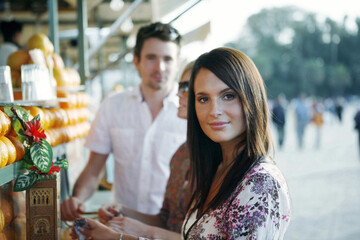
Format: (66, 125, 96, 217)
(107, 216, 152, 238)
(71, 218, 121, 240)
(98, 203, 121, 224)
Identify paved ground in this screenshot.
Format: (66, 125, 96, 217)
(274, 102, 360, 240)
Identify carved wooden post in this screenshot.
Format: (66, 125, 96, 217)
(26, 173, 60, 239)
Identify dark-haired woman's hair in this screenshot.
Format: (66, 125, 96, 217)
(134, 22, 182, 59)
(187, 47, 273, 215)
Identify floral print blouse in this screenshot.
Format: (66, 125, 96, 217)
(159, 143, 192, 232)
(182, 160, 291, 239)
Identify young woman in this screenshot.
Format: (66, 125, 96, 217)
(182, 47, 291, 239)
(71, 62, 194, 240)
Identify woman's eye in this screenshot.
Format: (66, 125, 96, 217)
(224, 93, 236, 100)
(198, 97, 208, 103)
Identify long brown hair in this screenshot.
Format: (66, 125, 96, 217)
(187, 47, 273, 215)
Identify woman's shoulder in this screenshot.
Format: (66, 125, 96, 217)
(231, 158, 290, 205)
(246, 158, 287, 188)
(218, 159, 291, 237)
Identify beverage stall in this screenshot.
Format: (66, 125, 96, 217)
(0, 32, 90, 240)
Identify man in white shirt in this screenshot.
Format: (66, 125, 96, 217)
(0, 20, 23, 66)
(61, 22, 187, 220)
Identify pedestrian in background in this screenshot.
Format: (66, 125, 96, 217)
(272, 95, 286, 149)
(311, 99, 324, 149)
(335, 97, 344, 123)
(354, 107, 360, 159)
(294, 94, 309, 149)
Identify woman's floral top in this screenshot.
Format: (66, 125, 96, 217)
(159, 143, 192, 232)
(182, 160, 291, 239)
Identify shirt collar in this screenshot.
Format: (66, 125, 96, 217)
(130, 83, 179, 107)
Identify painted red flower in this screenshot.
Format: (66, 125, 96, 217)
(30, 162, 61, 175)
(24, 119, 46, 143)
(48, 164, 61, 174)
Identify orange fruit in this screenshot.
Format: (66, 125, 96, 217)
(27, 32, 54, 57)
(52, 52, 65, 69)
(7, 136, 25, 162)
(57, 90, 70, 108)
(6, 50, 30, 72)
(0, 111, 11, 137)
(50, 109, 61, 127)
(24, 106, 48, 129)
(67, 109, 76, 125)
(50, 128, 60, 146)
(45, 129, 54, 146)
(42, 110, 51, 130)
(78, 92, 89, 108)
(69, 94, 77, 109)
(0, 209, 4, 232)
(53, 67, 69, 87)
(0, 139, 9, 168)
(58, 108, 69, 126)
(78, 108, 89, 123)
(82, 92, 90, 107)
(67, 68, 81, 86)
(0, 136, 16, 166)
(45, 109, 55, 128)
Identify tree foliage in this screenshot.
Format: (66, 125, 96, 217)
(226, 6, 360, 98)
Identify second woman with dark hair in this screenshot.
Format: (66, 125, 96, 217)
(182, 47, 291, 239)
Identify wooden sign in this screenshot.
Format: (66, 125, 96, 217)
(26, 173, 60, 240)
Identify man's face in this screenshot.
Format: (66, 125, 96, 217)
(134, 38, 179, 91)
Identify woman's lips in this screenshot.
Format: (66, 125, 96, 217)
(209, 122, 229, 130)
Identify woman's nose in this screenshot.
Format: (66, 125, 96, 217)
(210, 100, 222, 117)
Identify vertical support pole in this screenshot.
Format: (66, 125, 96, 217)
(77, 0, 89, 85)
(48, 0, 59, 54)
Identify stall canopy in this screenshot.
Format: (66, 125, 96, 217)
(0, 0, 211, 81)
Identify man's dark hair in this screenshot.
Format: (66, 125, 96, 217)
(134, 22, 181, 59)
(0, 20, 23, 42)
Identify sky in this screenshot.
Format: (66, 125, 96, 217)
(174, 0, 360, 61)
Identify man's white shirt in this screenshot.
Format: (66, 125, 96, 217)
(85, 85, 187, 214)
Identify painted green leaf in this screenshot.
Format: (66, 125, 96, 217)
(30, 139, 53, 173)
(32, 114, 41, 122)
(22, 148, 33, 165)
(4, 106, 15, 118)
(13, 106, 30, 122)
(11, 118, 22, 133)
(54, 158, 69, 169)
(14, 171, 38, 192)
